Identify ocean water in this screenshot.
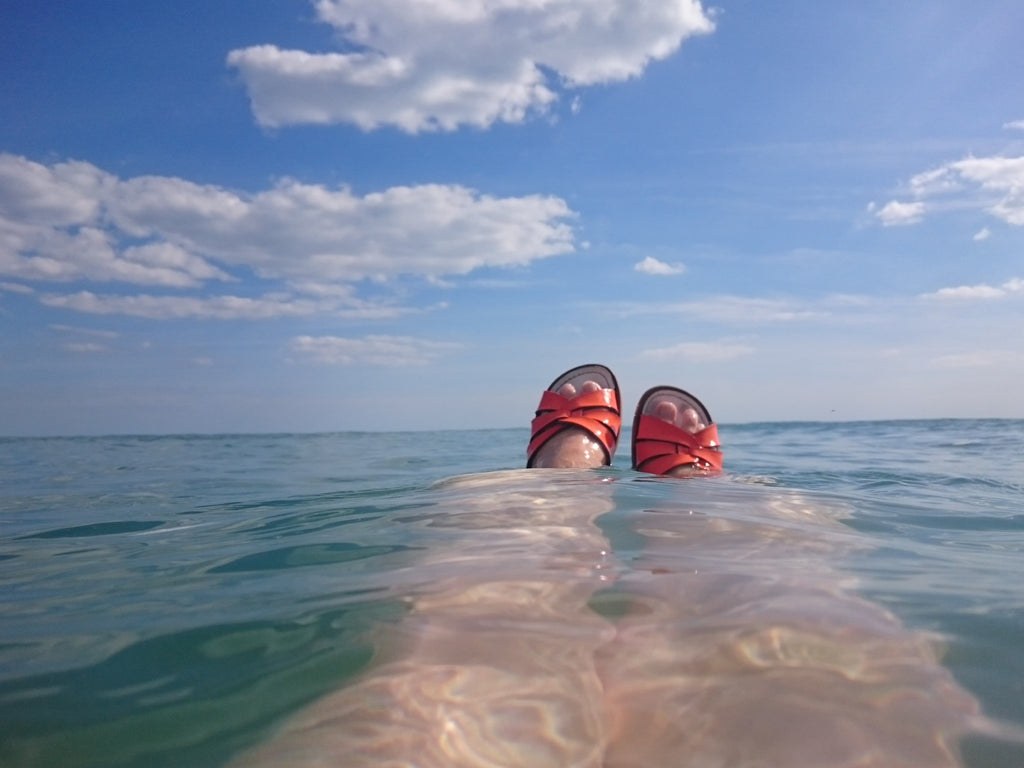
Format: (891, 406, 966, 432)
(2, 420, 1023, 767)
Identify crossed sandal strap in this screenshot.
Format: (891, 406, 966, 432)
(527, 365, 621, 467)
(630, 385, 722, 475)
(632, 416, 722, 474)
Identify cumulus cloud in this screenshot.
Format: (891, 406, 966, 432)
(920, 277, 1024, 301)
(638, 340, 754, 362)
(227, 0, 714, 131)
(951, 156, 1024, 225)
(875, 153, 1024, 228)
(634, 256, 685, 275)
(1004, 119, 1024, 132)
(0, 153, 577, 319)
(290, 334, 461, 365)
(973, 227, 991, 241)
(872, 200, 926, 226)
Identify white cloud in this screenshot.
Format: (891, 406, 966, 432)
(907, 167, 962, 197)
(1003, 120, 1024, 132)
(40, 291, 327, 320)
(50, 324, 119, 339)
(973, 227, 991, 241)
(638, 340, 755, 362)
(949, 156, 1024, 225)
(879, 153, 1024, 228)
(105, 175, 576, 283)
(924, 285, 1005, 300)
(290, 334, 461, 366)
(1, 281, 34, 294)
(0, 156, 233, 287)
(61, 342, 106, 354)
(38, 290, 433, 321)
(951, 155, 1024, 192)
(634, 256, 686, 276)
(227, 0, 714, 131)
(930, 350, 1024, 368)
(920, 277, 1024, 301)
(874, 200, 926, 226)
(0, 153, 577, 318)
(609, 295, 826, 324)
(0, 154, 109, 226)
(823, 293, 873, 308)
(37, 288, 444, 320)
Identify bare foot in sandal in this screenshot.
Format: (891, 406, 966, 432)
(527, 365, 621, 469)
(632, 386, 722, 477)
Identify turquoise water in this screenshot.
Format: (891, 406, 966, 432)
(2, 421, 1023, 766)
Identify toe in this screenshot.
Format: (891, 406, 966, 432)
(680, 407, 705, 433)
(653, 400, 678, 423)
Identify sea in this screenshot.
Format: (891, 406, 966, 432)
(2, 420, 1023, 767)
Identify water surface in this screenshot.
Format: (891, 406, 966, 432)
(2, 421, 1023, 766)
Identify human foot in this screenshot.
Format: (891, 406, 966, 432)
(631, 386, 722, 477)
(527, 365, 621, 469)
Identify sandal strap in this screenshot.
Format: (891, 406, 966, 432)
(528, 388, 621, 465)
(633, 416, 722, 474)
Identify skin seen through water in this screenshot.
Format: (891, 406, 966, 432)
(232, 469, 991, 768)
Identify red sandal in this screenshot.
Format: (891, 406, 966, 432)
(631, 386, 723, 475)
(527, 364, 621, 467)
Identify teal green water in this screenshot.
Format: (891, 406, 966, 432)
(2, 421, 1023, 766)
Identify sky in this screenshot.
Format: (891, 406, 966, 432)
(1, 0, 1023, 436)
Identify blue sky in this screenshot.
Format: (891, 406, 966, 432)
(2, 0, 1023, 436)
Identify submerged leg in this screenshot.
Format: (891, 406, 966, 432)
(595, 494, 981, 768)
(233, 471, 619, 767)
